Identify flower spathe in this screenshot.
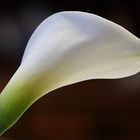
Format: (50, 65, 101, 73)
(0, 11, 140, 135)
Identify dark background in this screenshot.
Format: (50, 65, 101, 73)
(0, 0, 140, 139)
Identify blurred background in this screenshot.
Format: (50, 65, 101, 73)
(0, 0, 140, 139)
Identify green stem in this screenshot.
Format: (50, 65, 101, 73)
(0, 68, 43, 135)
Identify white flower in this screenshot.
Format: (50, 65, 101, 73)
(0, 11, 140, 135)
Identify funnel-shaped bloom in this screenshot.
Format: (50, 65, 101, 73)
(0, 11, 140, 135)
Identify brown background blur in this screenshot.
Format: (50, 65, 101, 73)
(0, 0, 140, 139)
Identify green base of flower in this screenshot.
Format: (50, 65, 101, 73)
(0, 74, 41, 135)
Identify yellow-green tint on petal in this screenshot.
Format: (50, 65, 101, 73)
(0, 67, 53, 135)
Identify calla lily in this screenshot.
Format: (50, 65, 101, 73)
(0, 11, 140, 135)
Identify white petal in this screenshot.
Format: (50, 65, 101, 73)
(1, 11, 140, 134)
(21, 11, 140, 93)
